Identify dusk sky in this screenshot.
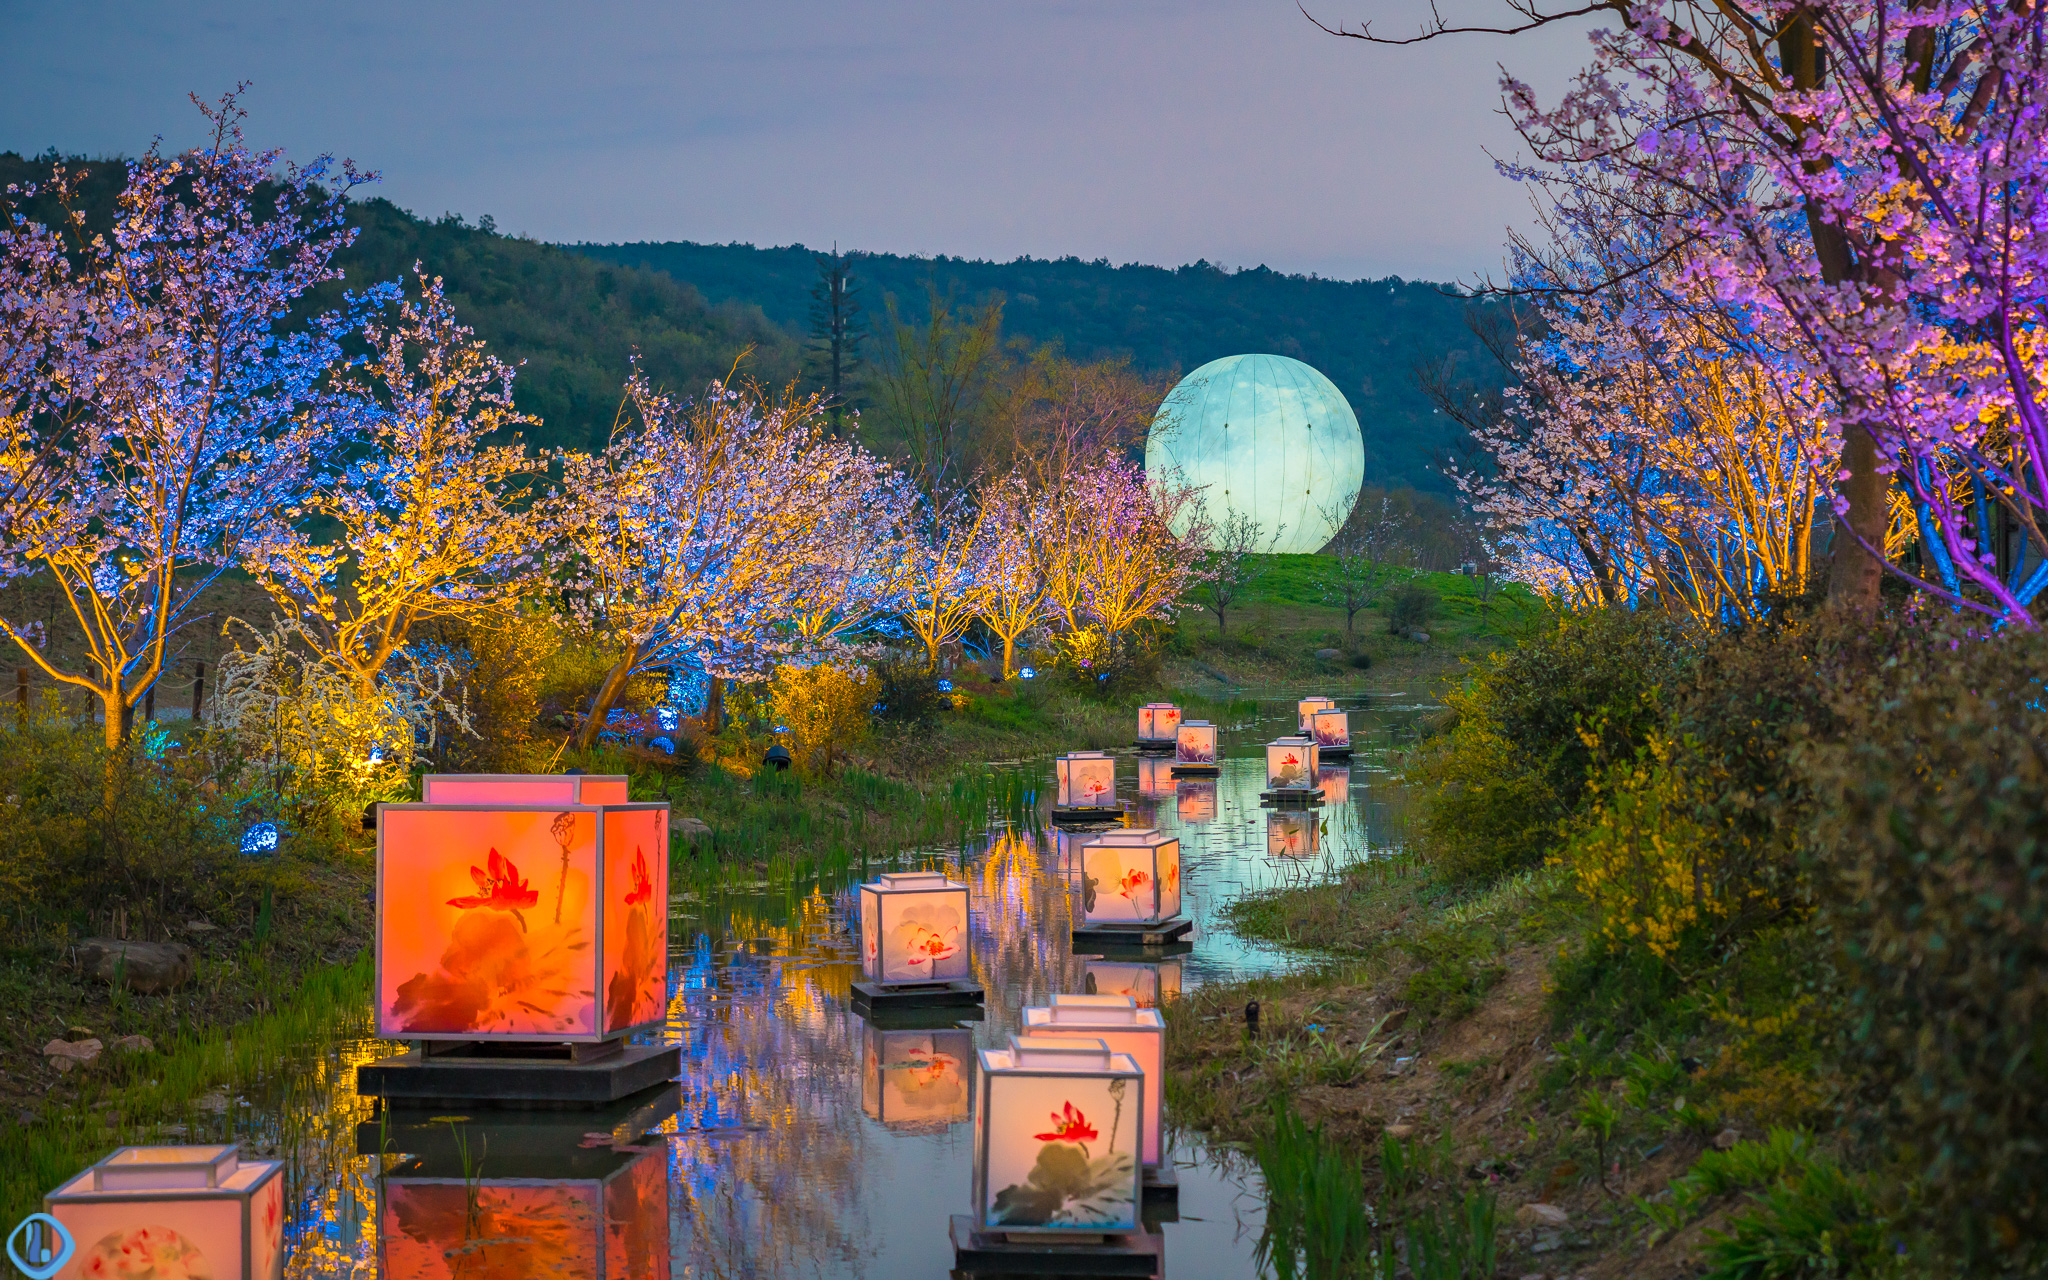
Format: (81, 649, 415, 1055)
(0, 1, 1590, 283)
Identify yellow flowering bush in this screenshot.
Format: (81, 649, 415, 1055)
(768, 663, 877, 775)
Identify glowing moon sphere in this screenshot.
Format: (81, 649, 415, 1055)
(1145, 354, 1365, 554)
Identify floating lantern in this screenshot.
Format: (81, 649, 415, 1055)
(1172, 720, 1219, 772)
(1265, 737, 1321, 792)
(1021, 994, 1167, 1167)
(44, 1145, 285, 1280)
(1267, 809, 1320, 858)
(1318, 764, 1350, 806)
(420, 773, 631, 805)
(862, 1025, 975, 1130)
(1297, 696, 1337, 732)
(1175, 778, 1217, 824)
(1084, 956, 1184, 1009)
(1135, 755, 1175, 800)
(973, 1036, 1144, 1235)
(859, 871, 972, 986)
(1310, 707, 1351, 755)
(1136, 702, 1182, 747)
(1054, 752, 1118, 811)
(376, 799, 669, 1041)
(1079, 829, 1181, 928)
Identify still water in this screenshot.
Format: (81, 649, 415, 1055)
(250, 688, 1431, 1279)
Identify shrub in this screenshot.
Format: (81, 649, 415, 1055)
(871, 662, 948, 726)
(1801, 616, 2048, 1268)
(1385, 581, 1439, 635)
(767, 662, 876, 775)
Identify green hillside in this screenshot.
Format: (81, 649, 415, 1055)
(574, 241, 1503, 491)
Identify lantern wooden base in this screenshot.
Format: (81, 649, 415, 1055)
(1132, 738, 1176, 751)
(1075, 937, 1195, 962)
(1143, 1161, 1180, 1205)
(358, 1082, 683, 1163)
(949, 1215, 1163, 1276)
(1073, 917, 1193, 948)
(1167, 762, 1220, 776)
(357, 1041, 680, 1108)
(1051, 803, 1125, 825)
(1316, 745, 1353, 759)
(1260, 787, 1325, 805)
(858, 1002, 986, 1031)
(850, 979, 985, 1010)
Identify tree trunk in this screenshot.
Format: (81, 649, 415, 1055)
(1002, 634, 1016, 679)
(577, 651, 640, 752)
(1827, 423, 1887, 609)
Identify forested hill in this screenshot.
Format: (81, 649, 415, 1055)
(576, 241, 1500, 492)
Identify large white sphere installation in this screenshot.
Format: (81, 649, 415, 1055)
(1144, 354, 1365, 555)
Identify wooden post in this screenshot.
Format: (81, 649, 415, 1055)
(192, 660, 205, 724)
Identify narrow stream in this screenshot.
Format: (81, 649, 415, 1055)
(223, 687, 1434, 1278)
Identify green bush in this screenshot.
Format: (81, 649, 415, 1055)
(1385, 581, 1439, 635)
(1801, 617, 2048, 1270)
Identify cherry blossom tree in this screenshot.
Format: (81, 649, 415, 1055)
(898, 489, 998, 672)
(975, 473, 1055, 679)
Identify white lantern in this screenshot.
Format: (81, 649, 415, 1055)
(1318, 763, 1351, 806)
(1021, 995, 1166, 1167)
(1135, 754, 1175, 800)
(1309, 707, 1350, 753)
(973, 1036, 1144, 1234)
(1175, 778, 1217, 824)
(1055, 752, 1118, 809)
(1267, 809, 1320, 858)
(1173, 720, 1218, 768)
(1297, 696, 1337, 732)
(860, 871, 972, 986)
(863, 1025, 975, 1130)
(45, 1145, 285, 1280)
(1136, 702, 1182, 745)
(1084, 956, 1185, 1009)
(1265, 737, 1321, 791)
(1079, 829, 1181, 928)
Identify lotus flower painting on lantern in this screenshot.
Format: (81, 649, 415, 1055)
(1175, 778, 1217, 824)
(1268, 809, 1319, 859)
(1310, 708, 1350, 750)
(1055, 752, 1117, 808)
(1137, 702, 1181, 743)
(862, 1026, 973, 1130)
(1080, 829, 1180, 926)
(1265, 738, 1318, 790)
(1174, 721, 1218, 765)
(859, 872, 971, 985)
(974, 1037, 1143, 1233)
(44, 1145, 285, 1280)
(377, 804, 669, 1040)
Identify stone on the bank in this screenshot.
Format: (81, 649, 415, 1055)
(671, 815, 712, 845)
(1314, 648, 1342, 661)
(111, 1034, 155, 1054)
(1714, 1127, 1741, 1150)
(1383, 1123, 1414, 1140)
(43, 1038, 103, 1073)
(1408, 630, 1432, 643)
(73, 937, 197, 994)
(1516, 1203, 1570, 1228)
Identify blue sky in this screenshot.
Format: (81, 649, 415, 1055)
(0, 0, 1588, 281)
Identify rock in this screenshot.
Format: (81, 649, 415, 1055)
(1516, 1203, 1570, 1228)
(1714, 1127, 1741, 1150)
(1314, 648, 1343, 661)
(670, 815, 713, 844)
(66, 1024, 94, 1038)
(110, 1034, 155, 1055)
(1408, 630, 1432, 643)
(1383, 1123, 1415, 1140)
(74, 938, 196, 994)
(1381, 1007, 1409, 1032)
(196, 1089, 231, 1114)
(184, 920, 216, 934)
(43, 1038, 103, 1073)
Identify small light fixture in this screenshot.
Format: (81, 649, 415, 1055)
(239, 823, 279, 857)
(1019, 667, 1036, 680)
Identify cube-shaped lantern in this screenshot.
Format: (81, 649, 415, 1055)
(1085, 956, 1184, 1009)
(1080, 828, 1181, 927)
(1022, 994, 1167, 1166)
(1136, 702, 1182, 745)
(1136, 754, 1175, 800)
(1297, 696, 1337, 732)
(46, 1145, 285, 1280)
(1318, 763, 1351, 806)
(1055, 752, 1118, 809)
(862, 1025, 975, 1131)
(1268, 809, 1320, 859)
(421, 773, 631, 805)
(1175, 778, 1217, 824)
(974, 1036, 1144, 1234)
(859, 871, 972, 986)
(1174, 720, 1218, 767)
(377, 801, 670, 1041)
(1310, 708, 1350, 751)
(1266, 737, 1320, 791)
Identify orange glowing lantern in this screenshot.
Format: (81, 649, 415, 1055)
(1135, 754, 1175, 800)
(420, 773, 631, 805)
(1084, 956, 1185, 1009)
(1173, 720, 1219, 769)
(1265, 736, 1321, 792)
(45, 1145, 285, 1280)
(376, 800, 669, 1042)
(1175, 778, 1217, 824)
(1296, 696, 1337, 732)
(859, 871, 973, 986)
(1267, 809, 1320, 858)
(1309, 708, 1351, 753)
(1079, 829, 1181, 928)
(1021, 994, 1166, 1166)
(1318, 763, 1351, 806)
(1136, 702, 1182, 746)
(1054, 752, 1118, 810)
(861, 1025, 975, 1130)
(973, 1036, 1144, 1235)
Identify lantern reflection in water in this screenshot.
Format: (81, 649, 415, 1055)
(44, 1145, 284, 1280)
(1079, 829, 1181, 927)
(1084, 956, 1184, 1009)
(1135, 754, 1175, 800)
(1054, 752, 1118, 809)
(1267, 809, 1320, 859)
(1053, 829, 1094, 878)
(1318, 764, 1351, 806)
(1175, 778, 1217, 824)
(861, 1025, 974, 1131)
(974, 1036, 1144, 1233)
(376, 803, 669, 1039)
(859, 871, 972, 985)
(1021, 994, 1166, 1166)
(1296, 696, 1337, 732)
